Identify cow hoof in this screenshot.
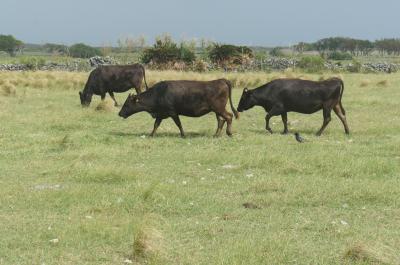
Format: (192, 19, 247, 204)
(281, 131, 289, 135)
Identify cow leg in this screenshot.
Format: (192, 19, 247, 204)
(150, 118, 162, 137)
(134, 86, 142, 95)
(219, 111, 233, 136)
(316, 107, 332, 136)
(265, 113, 274, 134)
(265, 105, 283, 134)
(171, 115, 185, 138)
(109, 92, 118, 106)
(101, 94, 106, 100)
(333, 104, 350, 134)
(281, 112, 289, 134)
(214, 114, 225, 137)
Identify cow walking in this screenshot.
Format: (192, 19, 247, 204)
(118, 79, 239, 137)
(79, 64, 148, 107)
(237, 78, 349, 136)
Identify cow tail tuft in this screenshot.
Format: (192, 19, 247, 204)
(339, 79, 346, 115)
(226, 79, 239, 119)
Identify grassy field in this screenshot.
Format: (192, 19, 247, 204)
(1, 70, 400, 265)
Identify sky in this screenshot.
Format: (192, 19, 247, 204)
(1, 0, 399, 46)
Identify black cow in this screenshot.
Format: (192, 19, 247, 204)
(79, 64, 148, 107)
(237, 78, 350, 136)
(118, 79, 239, 137)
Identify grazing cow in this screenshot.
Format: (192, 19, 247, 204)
(237, 78, 350, 136)
(79, 64, 148, 107)
(118, 79, 239, 137)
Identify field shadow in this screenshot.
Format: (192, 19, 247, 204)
(109, 130, 209, 138)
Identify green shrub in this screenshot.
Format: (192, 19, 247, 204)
(297, 56, 325, 72)
(69, 43, 101, 58)
(141, 35, 196, 64)
(19, 56, 46, 70)
(208, 44, 253, 65)
(327, 51, 353, 60)
(269, 47, 285, 57)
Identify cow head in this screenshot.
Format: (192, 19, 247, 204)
(79, 91, 93, 107)
(118, 93, 144, 119)
(237, 88, 256, 112)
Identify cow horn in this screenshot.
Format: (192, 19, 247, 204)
(243, 87, 248, 92)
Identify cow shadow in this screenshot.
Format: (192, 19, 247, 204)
(109, 131, 209, 138)
(248, 128, 317, 135)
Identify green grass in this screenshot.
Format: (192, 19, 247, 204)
(1, 71, 400, 264)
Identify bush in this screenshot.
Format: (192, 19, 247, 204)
(327, 51, 353, 60)
(269, 47, 285, 57)
(141, 35, 196, 64)
(297, 55, 325, 72)
(347, 59, 362, 73)
(69, 43, 101, 58)
(19, 56, 46, 70)
(208, 44, 253, 66)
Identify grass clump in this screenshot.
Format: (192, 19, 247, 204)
(344, 242, 400, 265)
(95, 98, 114, 112)
(360, 79, 371, 87)
(376, 80, 389, 87)
(131, 214, 166, 264)
(0, 81, 16, 96)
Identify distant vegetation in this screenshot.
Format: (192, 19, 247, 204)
(69, 43, 101, 58)
(0, 35, 23, 56)
(294, 37, 400, 57)
(208, 44, 254, 66)
(1, 34, 400, 73)
(141, 34, 196, 65)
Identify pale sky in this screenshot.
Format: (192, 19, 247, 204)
(1, 0, 399, 46)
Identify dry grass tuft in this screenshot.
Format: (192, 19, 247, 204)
(360, 79, 371, 87)
(377, 80, 389, 87)
(0, 82, 16, 96)
(344, 242, 400, 265)
(131, 214, 165, 263)
(95, 99, 114, 112)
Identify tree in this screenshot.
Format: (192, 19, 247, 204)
(69, 43, 101, 58)
(44, 43, 69, 55)
(0, 35, 23, 56)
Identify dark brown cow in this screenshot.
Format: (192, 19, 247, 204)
(79, 64, 148, 107)
(118, 79, 239, 137)
(237, 78, 349, 136)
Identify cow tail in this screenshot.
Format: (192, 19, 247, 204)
(226, 79, 239, 119)
(142, 65, 149, 90)
(339, 79, 346, 115)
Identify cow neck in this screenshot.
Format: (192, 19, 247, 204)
(139, 89, 157, 112)
(252, 86, 268, 106)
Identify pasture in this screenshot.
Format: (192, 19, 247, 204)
(0, 70, 400, 264)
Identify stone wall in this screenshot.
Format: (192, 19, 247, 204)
(0, 56, 399, 73)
